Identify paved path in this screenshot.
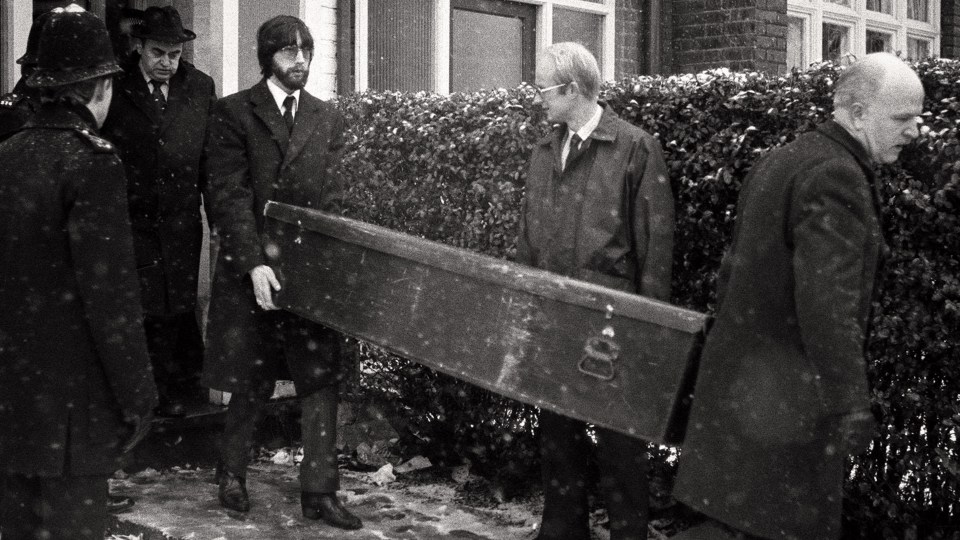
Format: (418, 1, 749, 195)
(108, 463, 542, 540)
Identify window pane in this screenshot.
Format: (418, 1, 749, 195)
(866, 30, 892, 53)
(825, 0, 851, 8)
(822, 23, 850, 61)
(451, 9, 523, 92)
(368, 0, 435, 91)
(553, 8, 603, 71)
(866, 0, 892, 14)
(907, 0, 930, 21)
(908, 37, 931, 59)
(787, 17, 806, 70)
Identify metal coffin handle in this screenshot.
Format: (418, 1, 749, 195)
(578, 334, 620, 381)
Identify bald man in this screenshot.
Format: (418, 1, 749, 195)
(671, 53, 924, 540)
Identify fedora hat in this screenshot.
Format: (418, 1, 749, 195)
(131, 6, 196, 43)
(27, 5, 122, 88)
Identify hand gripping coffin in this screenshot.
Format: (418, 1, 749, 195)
(264, 201, 707, 445)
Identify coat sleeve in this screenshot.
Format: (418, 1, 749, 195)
(203, 98, 265, 276)
(197, 77, 218, 197)
(67, 152, 158, 417)
(791, 161, 874, 416)
(632, 135, 674, 301)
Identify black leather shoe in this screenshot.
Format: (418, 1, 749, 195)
(107, 494, 134, 513)
(302, 492, 362, 530)
(218, 469, 250, 512)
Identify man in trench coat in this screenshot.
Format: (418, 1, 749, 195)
(671, 53, 925, 540)
(517, 42, 674, 540)
(0, 7, 157, 539)
(202, 15, 361, 530)
(101, 5, 217, 417)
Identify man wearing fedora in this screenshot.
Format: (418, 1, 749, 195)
(102, 5, 217, 418)
(0, 6, 158, 539)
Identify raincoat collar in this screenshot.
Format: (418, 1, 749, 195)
(26, 102, 100, 134)
(817, 120, 874, 174)
(537, 103, 621, 147)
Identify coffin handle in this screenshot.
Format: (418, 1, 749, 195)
(578, 334, 620, 381)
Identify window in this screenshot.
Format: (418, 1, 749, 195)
(553, 7, 603, 70)
(367, 0, 435, 92)
(354, 0, 615, 94)
(787, 16, 807, 69)
(907, 0, 929, 22)
(822, 22, 851, 60)
(787, 0, 940, 64)
(908, 36, 931, 58)
(450, 0, 535, 93)
(867, 0, 893, 15)
(866, 29, 893, 52)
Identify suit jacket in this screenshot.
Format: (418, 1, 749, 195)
(101, 60, 217, 315)
(201, 80, 346, 394)
(673, 121, 884, 539)
(516, 106, 674, 301)
(0, 104, 158, 477)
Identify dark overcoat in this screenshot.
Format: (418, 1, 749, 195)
(0, 104, 159, 477)
(516, 106, 674, 300)
(201, 80, 346, 394)
(673, 121, 884, 539)
(100, 60, 217, 315)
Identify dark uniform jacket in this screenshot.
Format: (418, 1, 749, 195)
(673, 121, 885, 539)
(100, 60, 217, 315)
(516, 105, 674, 300)
(0, 78, 41, 143)
(0, 104, 158, 477)
(201, 80, 346, 394)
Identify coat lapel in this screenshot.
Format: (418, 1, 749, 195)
(281, 91, 323, 169)
(250, 80, 290, 152)
(120, 69, 161, 125)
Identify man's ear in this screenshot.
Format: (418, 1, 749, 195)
(566, 81, 580, 96)
(848, 102, 867, 130)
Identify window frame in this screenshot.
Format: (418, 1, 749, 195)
(787, 0, 940, 66)
(354, 0, 616, 93)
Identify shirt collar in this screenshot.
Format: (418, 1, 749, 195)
(140, 64, 166, 88)
(566, 103, 604, 144)
(266, 77, 301, 114)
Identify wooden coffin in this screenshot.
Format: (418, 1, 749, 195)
(265, 201, 708, 445)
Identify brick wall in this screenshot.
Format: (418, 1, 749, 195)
(671, 0, 788, 74)
(943, 0, 960, 59)
(616, 0, 643, 77)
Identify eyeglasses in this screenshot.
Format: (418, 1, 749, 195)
(277, 45, 313, 61)
(534, 82, 568, 97)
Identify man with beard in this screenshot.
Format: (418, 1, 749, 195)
(101, 5, 216, 419)
(201, 15, 361, 530)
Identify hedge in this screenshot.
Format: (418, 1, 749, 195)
(334, 59, 960, 538)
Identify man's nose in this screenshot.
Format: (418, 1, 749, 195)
(907, 119, 920, 138)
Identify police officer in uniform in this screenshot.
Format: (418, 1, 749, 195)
(0, 11, 51, 143)
(0, 7, 158, 539)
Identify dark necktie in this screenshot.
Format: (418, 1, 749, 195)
(564, 133, 586, 171)
(283, 95, 295, 133)
(150, 80, 166, 115)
